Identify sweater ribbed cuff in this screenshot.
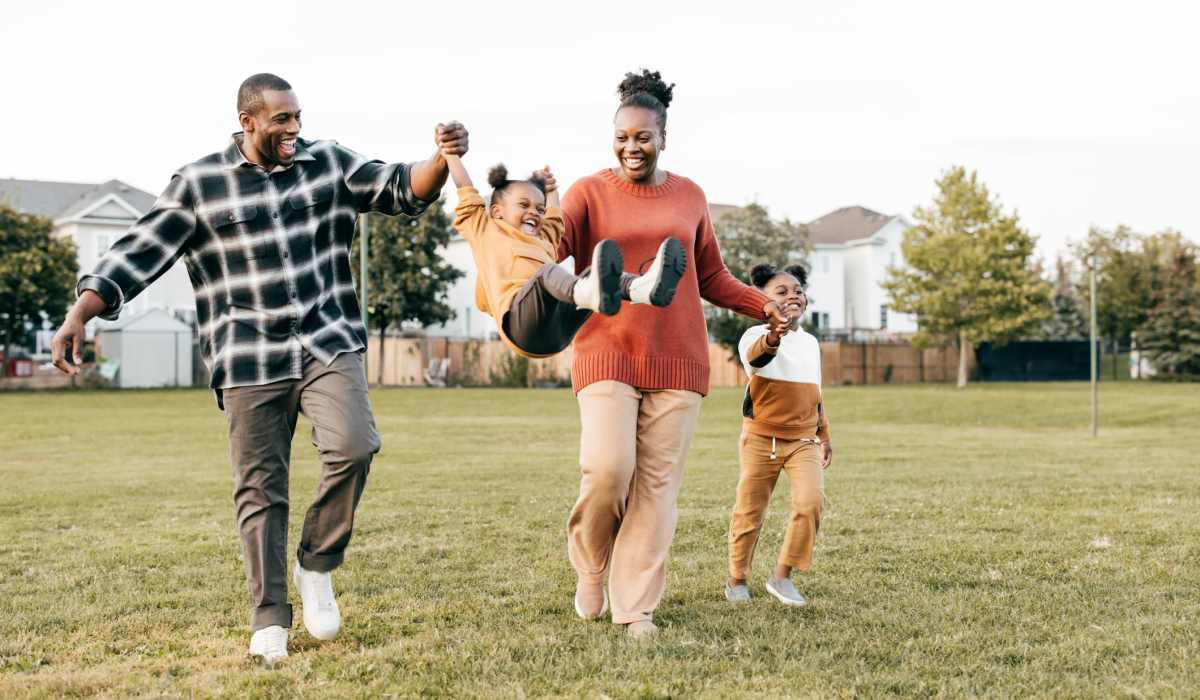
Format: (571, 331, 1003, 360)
(572, 352, 710, 396)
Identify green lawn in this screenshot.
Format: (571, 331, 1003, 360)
(1, 382, 1198, 698)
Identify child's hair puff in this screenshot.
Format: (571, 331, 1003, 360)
(487, 163, 546, 207)
(750, 262, 809, 289)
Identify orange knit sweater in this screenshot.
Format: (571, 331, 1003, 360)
(559, 169, 771, 395)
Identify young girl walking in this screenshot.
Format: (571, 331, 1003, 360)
(442, 148, 686, 358)
(725, 263, 833, 606)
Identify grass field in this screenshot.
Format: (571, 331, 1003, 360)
(2, 382, 1198, 698)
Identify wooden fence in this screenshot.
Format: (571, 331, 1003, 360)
(365, 337, 970, 388)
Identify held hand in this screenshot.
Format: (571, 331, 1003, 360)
(435, 121, 469, 157)
(535, 165, 557, 194)
(821, 440, 833, 469)
(51, 315, 86, 375)
(763, 301, 790, 327)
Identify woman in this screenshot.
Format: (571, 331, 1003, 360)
(560, 69, 789, 638)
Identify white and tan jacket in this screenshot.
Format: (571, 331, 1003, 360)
(738, 325, 830, 441)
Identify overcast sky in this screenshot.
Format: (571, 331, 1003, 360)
(3, 0, 1197, 262)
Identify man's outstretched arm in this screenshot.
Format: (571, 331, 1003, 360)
(409, 121, 469, 200)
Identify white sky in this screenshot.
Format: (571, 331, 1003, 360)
(3, 0, 1197, 262)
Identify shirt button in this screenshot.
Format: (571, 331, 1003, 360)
(282, 251, 289, 259)
(272, 212, 279, 219)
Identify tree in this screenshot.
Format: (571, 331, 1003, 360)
(1137, 246, 1200, 380)
(0, 203, 77, 371)
(1071, 226, 1152, 353)
(1041, 255, 1088, 340)
(708, 203, 809, 361)
(351, 199, 464, 384)
(883, 167, 1051, 387)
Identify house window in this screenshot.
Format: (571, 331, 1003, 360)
(889, 251, 896, 266)
(821, 254, 830, 274)
(880, 305, 889, 329)
(96, 234, 110, 256)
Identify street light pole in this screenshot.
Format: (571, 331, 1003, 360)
(1089, 252, 1098, 437)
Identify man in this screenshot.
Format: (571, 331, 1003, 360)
(51, 73, 468, 666)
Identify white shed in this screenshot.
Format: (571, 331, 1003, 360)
(96, 308, 194, 388)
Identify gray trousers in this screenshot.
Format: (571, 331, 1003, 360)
(502, 263, 592, 356)
(222, 351, 379, 630)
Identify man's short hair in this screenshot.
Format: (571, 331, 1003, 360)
(237, 73, 293, 114)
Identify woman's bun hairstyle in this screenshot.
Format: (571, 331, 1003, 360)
(616, 69, 675, 130)
(617, 69, 675, 108)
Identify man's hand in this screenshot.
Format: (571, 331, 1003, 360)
(50, 290, 107, 375)
(821, 440, 833, 469)
(535, 165, 558, 194)
(435, 121, 469, 157)
(51, 315, 87, 375)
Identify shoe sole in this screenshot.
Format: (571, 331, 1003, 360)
(765, 581, 807, 607)
(575, 587, 609, 620)
(648, 238, 687, 308)
(593, 240, 624, 316)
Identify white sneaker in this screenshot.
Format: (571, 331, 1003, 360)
(572, 239, 623, 316)
(248, 625, 288, 667)
(765, 576, 808, 607)
(293, 564, 341, 640)
(725, 581, 751, 603)
(627, 238, 687, 306)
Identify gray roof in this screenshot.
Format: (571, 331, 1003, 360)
(0, 178, 155, 220)
(807, 205, 895, 245)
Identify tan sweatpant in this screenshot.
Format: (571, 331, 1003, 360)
(728, 431, 824, 581)
(567, 380, 702, 625)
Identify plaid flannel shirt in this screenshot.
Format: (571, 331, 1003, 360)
(78, 134, 432, 392)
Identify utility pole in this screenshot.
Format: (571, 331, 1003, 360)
(360, 215, 370, 381)
(1089, 251, 1098, 437)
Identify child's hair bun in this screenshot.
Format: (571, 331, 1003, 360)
(487, 163, 509, 190)
(784, 264, 809, 288)
(617, 69, 675, 109)
(750, 263, 777, 289)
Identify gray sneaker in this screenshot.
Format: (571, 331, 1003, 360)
(724, 581, 751, 603)
(765, 576, 808, 607)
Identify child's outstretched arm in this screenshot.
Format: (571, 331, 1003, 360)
(444, 153, 473, 189)
(536, 165, 559, 209)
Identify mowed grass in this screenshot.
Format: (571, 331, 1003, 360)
(1, 382, 1198, 698)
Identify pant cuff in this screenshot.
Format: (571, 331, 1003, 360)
(298, 546, 344, 573)
(612, 612, 652, 625)
(250, 603, 292, 631)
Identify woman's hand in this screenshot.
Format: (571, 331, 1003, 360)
(763, 301, 790, 327)
(821, 440, 833, 469)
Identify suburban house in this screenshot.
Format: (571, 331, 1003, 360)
(803, 205, 917, 335)
(0, 177, 196, 348)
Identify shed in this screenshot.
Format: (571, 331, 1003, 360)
(96, 308, 194, 388)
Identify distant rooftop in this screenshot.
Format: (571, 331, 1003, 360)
(807, 205, 896, 245)
(0, 178, 155, 220)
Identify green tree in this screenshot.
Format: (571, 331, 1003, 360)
(1073, 227, 1194, 355)
(707, 203, 809, 361)
(1072, 226, 1151, 353)
(1137, 246, 1200, 380)
(0, 203, 78, 371)
(883, 167, 1051, 387)
(352, 200, 464, 384)
(1041, 255, 1088, 340)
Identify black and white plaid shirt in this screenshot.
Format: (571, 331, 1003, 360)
(79, 134, 432, 392)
